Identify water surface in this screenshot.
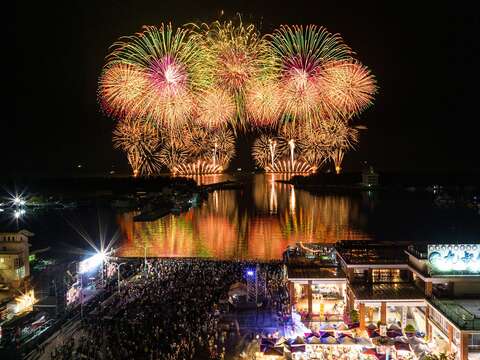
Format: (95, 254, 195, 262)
(3, 174, 479, 261)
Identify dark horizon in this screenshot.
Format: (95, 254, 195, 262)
(8, 1, 480, 177)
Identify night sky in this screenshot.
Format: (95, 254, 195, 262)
(9, 1, 479, 176)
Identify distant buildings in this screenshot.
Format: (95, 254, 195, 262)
(0, 230, 33, 289)
(361, 166, 379, 187)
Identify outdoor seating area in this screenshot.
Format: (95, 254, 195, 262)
(255, 325, 421, 360)
(254, 309, 425, 360)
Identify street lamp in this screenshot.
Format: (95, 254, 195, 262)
(140, 243, 151, 276)
(115, 262, 127, 294)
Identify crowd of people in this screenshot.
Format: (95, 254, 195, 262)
(47, 259, 288, 359)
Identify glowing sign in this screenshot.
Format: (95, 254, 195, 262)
(428, 244, 480, 274)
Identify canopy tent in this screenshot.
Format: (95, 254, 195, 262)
(275, 336, 287, 346)
(228, 282, 247, 297)
(388, 323, 402, 331)
(291, 336, 305, 345)
(263, 347, 284, 357)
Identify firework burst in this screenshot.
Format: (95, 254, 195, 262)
(159, 141, 190, 171)
(159, 125, 235, 175)
(103, 23, 211, 128)
(99, 63, 148, 119)
(252, 124, 317, 173)
(320, 119, 359, 173)
(252, 133, 281, 168)
(196, 88, 236, 129)
(190, 17, 272, 128)
(245, 79, 283, 127)
(206, 127, 236, 166)
(113, 118, 162, 176)
(320, 118, 359, 150)
(269, 25, 352, 121)
(321, 60, 377, 118)
(191, 18, 270, 91)
(101, 19, 377, 176)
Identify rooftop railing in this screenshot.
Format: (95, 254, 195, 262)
(430, 298, 480, 330)
(406, 245, 428, 259)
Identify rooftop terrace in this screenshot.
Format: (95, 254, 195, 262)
(429, 298, 480, 331)
(352, 283, 425, 301)
(336, 242, 408, 265)
(287, 265, 346, 280)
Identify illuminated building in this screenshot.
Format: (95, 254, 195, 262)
(361, 166, 379, 187)
(0, 230, 33, 289)
(285, 241, 480, 360)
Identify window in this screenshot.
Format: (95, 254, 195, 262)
(372, 269, 405, 283)
(15, 266, 25, 279)
(0, 258, 4, 263)
(470, 334, 480, 350)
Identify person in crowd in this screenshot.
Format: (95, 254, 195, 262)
(48, 259, 288, 360)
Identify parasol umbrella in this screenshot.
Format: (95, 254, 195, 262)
(322, 335, 337, 344)
(357, 337, 375, 346)
(394, 342, 411, 352)
(292, 336, 305, 345)
(340, 336, 356, 345)
(263, 347, 284, 356)
(388, 323, 401, 331)
(394, 335, 409, 343)
(387, 330, 403, 338)
(290, 345, 306, 352)
(321, 323, 335, 331)
(275, 336, 286, 346)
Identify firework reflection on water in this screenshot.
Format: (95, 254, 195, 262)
(116, 174, 370, 260)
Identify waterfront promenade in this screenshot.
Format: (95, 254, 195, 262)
(23, 259, 287, 359)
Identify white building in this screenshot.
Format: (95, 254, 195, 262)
(0, 230, 33, 289)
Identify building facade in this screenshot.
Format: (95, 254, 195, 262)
(361, 166, 379, 187)
(0, 230, 33, 289)
(286, 241, 480, 360)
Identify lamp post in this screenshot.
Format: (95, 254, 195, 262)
(141, 243, 151, 276)
(80, 272, 83, 320)
(144, 244, 147, 275)
(116, 262, 126, 294)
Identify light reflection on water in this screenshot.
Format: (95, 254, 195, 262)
(117, 174, 370, 260)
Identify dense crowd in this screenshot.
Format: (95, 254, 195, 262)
(48, 259, 287, 360)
